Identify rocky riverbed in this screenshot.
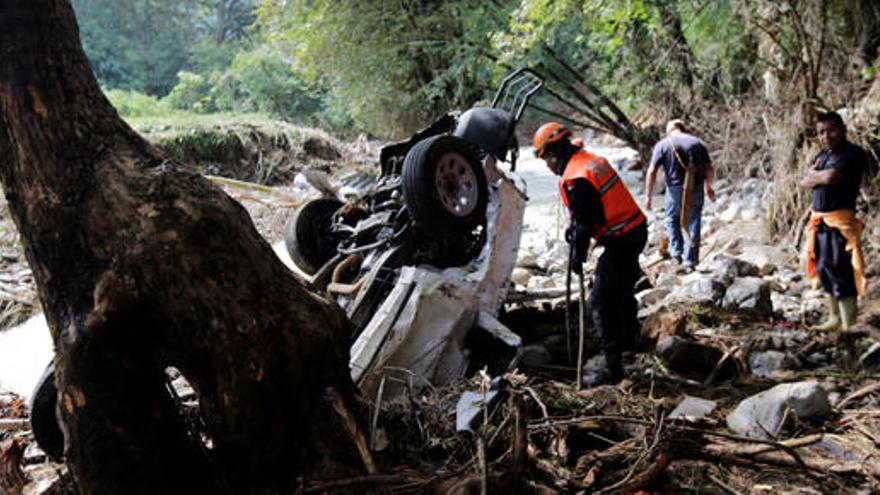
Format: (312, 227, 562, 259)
(2, 139, 879, 493)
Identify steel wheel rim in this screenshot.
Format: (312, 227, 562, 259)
(435, 152, 478, 217)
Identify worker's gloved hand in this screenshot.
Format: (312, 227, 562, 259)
(565, 226, 577, 245)
(566, 225, 589, 275)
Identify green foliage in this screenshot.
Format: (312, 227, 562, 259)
(103, 88, 171, 117)
(72, 0, 258, 96)
(257, 0, 512, 138)
(73, 0, 197, 95)
(222, 47, 323, 119)
(166, 72, 216, 113)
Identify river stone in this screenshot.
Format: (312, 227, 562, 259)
(664, 276, 726, 307)
(636, 287, 671, 307)
(713, 257, 760, 284)
(670, 396, 717, 421)
(511, 268, 532, 286)
(726, 381, 831, 439)
(722, 277, 773, 317)
(749, 350, 799, 378)
(655, 272, 678, 288)
(520, 343, 554, 368)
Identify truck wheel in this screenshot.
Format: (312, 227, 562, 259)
(284, 198, 343, 274)
(401, 135, 487, 237)
(29, 362, 64, 461)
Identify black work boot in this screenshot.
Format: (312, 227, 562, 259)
(583, 352, 624, 388)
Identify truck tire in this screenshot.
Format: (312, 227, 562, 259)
(401, 135, 487, 237)
(29, 362, 64, 461)
(284, 198, 343, 274)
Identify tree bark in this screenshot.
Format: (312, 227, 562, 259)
(0, 1, 359, 493)
(855, 0, 880, 68)
(654, 0, 696, 89)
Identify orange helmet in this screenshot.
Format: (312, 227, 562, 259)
(533, 122, 572, 158)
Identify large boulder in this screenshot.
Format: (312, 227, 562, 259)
(722, 277, 773, 317)
(664, 276, 726, 307)
(726, 381, 831, 439)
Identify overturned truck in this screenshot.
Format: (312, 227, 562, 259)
(285, 69, 543, 396)
(28, 70, 544, 460)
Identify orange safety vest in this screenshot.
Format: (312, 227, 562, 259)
(559, 150, 646, 239)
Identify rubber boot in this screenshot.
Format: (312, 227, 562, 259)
(838, 297, 858, 331)
(810, 295, 840, 332)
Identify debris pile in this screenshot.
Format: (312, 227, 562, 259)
(1, 147, 878, 492)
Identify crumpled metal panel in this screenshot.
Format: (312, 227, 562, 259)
(350, 170, 526, 396)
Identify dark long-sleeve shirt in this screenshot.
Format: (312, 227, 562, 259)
(565, 178, 605, 240)
(810, 141, 866, 212)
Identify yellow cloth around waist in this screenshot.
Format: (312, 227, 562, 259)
(804, 209, 866, 297)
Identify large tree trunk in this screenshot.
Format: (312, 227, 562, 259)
(0, 1, 360, 492)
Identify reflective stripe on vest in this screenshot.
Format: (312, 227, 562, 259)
(559, 151, 645, 239)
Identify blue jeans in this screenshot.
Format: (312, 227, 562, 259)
(665, 182, 704, 267)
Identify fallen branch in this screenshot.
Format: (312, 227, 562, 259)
(836, 381, 880, 411)
(303, 472, 424, 493)
(608, 451, 671, 494)
(0, 420, 29, 432)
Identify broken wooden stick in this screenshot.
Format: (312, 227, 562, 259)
(836, 381, 880, 411)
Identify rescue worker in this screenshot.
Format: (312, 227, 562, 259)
(801, 111, 867, 332)
(645, 119, 715, 271)
(533, 123, 647, 386)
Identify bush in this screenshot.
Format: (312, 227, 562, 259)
(217, 47, 324, 121)
(103, 88, 171, 118)
(166, 71, 216, 113)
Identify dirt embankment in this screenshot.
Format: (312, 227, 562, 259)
(134, 117, 353, 185)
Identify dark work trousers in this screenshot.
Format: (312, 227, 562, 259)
(591, 222, 648, 355)
(816, 221, 857, 299)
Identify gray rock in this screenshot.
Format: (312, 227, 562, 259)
(636, 287, 671, 307)
(520, 343, 554, 368)
(807, 352, 831, 366)
(726, 381, 831, 439)
(722, 277, 773, 317)
(749, 350, 799, 378)
(664, 276, 726, 307)
(738, 244, 791, 276)
(670, 396, 717, 421)
(714, 257, 760, 284)
(511, 267, 532, 286)
(655, 272, 678, 288)
(581, 354, 609, 386)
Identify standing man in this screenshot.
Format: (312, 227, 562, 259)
(533, 123, 647, 386)
(802, 111, 867, 332)
(645, 119, 715, 271)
